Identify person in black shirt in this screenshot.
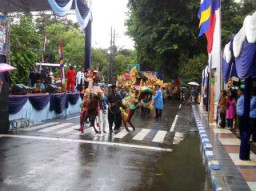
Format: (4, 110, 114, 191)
(108, 85, 122, 133)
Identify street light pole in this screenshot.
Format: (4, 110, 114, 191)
(108, 27, 113, 84)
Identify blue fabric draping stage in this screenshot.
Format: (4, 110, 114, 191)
(68, 93, 80, 105)
(50, 93, 69, 114)
(9, 93, 82, 123)
(235, 40, 256, 79)
(9, 96, 28, 114)
(29, 94, 50, 111)
(222, 57, 238, 83)
(221, 11, 256, 160)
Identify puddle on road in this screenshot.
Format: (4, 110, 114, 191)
(130, 102, 212, 191)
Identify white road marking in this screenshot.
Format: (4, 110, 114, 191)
(170, 115, 179, 132)
(114, 129, 129, 139)
(75, 127, 94, 135)
(152, 130, 167, 143)
(66, 116, 80, 120)
(38, 123, 73, 133)
(0, 134, 173, 152)
(93, 133, 105, 140)
(133, 129, 150, 141)
(179, 104, 182, 109)
(56, 125, 79, 134)
(173, 132, 184, 144)
(20, 122, 60, 131)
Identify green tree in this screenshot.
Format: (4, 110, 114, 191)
(91, 48, 109, 80)
(126, 0, 256, 83)
(9, 15, 41, 84)
(113, 49, 137, 77)
(179, 54, 207, 85)
(43, 22, 85, 77)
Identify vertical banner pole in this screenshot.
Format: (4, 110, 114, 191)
(0, 15, 9, 133)
(84, 20, 92, 72)
(240, 78, 251, 160)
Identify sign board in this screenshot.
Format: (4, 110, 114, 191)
(0, 16, 7, 56)
(129, 64, 140, 71)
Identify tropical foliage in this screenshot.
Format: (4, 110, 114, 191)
(9, 16, 41, 84)
(8, 13, 136, 84)
(126, 0, 256, 84)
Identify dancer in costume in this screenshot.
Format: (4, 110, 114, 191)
(121, 86, 139, 131)
(79, 69, 103, 134)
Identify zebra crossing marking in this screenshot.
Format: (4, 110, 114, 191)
(173, 132, 184, 144)
(21, 121, 185, 145)
(56, 125, 79, 134)
(20, 122, 60, 131)
(113, 128, 134, 139)
(114, 129, 129, 139)
(133, 129, 150, 141)
(66, 116, 80, 120)
(38, 123, 73, 133)
(75, 127, 94, 135)
(152, 130, 167, 143)
(170, 115, 178, 132)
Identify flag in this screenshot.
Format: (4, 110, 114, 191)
(59, 41, 64, 68)
(59, 41, 65, 79)
(43, 34, 47, 51)
(174, 76, 181, 87)
(42, 34, 47, 62)
(198, 0, 220, 53)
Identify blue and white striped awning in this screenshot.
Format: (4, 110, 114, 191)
(0, 0, 92, 29)
(48, 0, 92, 29)
(222, 11, 256, 82)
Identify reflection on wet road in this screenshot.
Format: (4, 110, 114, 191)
(0, 100, 211, 191)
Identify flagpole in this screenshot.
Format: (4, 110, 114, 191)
(219, 1, 223, 91)
(59, 41, 64, 92)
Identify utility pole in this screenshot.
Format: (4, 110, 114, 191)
(108, 27, 113, 84)
(108, 27, 118, 84)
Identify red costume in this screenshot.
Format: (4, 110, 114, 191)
(66, 68, 76, 92)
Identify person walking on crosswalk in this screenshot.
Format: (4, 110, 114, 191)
(108, 85, 123, 133)
(153, 85, 164, 118)
(123, 86, 138, 131)
(97, 88, 109, 133)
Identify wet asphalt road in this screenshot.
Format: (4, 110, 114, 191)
(0, 100, 211, 191)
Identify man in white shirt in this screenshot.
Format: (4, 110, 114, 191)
(76, 67, 85, 92)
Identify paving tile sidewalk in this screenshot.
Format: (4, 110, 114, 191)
(196, 104, 256, 191)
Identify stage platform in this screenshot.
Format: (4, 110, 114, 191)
(9, 93, 83, 125)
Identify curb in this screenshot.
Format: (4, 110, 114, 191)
(192, 105, 223, 191)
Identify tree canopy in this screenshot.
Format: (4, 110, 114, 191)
(126, 0, 256, 84)
(7, 13, 136, 84)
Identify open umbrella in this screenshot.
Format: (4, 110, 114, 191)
(188, 81, 200, 86)
(0, 63, 16, 72)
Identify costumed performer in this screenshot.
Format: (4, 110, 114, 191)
(121, 86, 139, 131)
(79, 69, 102, 134)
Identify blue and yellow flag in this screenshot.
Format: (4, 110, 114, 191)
(59, 41, 65, 79)
(198, 0, 220, 53)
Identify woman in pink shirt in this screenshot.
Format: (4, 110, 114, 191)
(226, 90, 236, 129)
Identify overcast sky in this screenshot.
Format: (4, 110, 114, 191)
(90, 0, 134, 50)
